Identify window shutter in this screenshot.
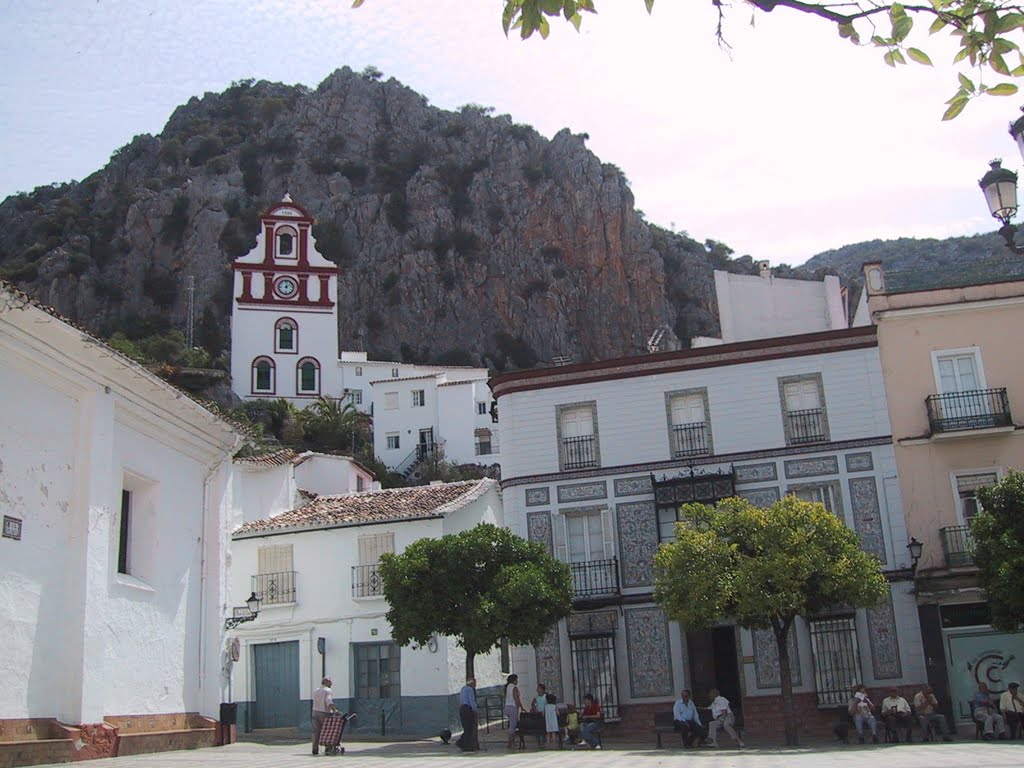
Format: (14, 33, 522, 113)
(358, 532, 395, 565)
(258, 544, 293, 574)
(600, 508, 615, 559)
(552, 515, 567, 563)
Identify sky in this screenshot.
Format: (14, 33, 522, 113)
(1, 0, 1022, 264)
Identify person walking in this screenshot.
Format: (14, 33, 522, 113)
(456, 677, 480, 751)
(504, 674, 524, 749)
(311, 677, 338, 756)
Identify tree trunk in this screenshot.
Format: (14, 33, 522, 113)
(465, 650, 476, 682)
(772, 615, 798, 746)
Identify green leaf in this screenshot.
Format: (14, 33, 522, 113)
(883, 50, 897, 67)
(562, 0, 576, 20)
(893, 15, 913, 42)
(942, 96, 969, 120)
(929, 15, 948, 34)
(908, 47, 934, 65)
(568, 11, 582, 30)
(954, 46, 971, 63)
(892, 49, 907, 65)
(994, 38, 1019, 55)
(890, 2, 907, 20)
(645, 0, 655, 12)
(541, 0, 562, 14)
(351, 0, 365, 6)
(958, 72, 976, 91)
(871, 34, 890, 47)
(998, 13, 1024, 34)
(502, 3, 516, 34)
(539, 15, 550, 38)
(992, 52, 1011, 75)
(988, 83, 1019, 96)
(838, 22, 856, 38)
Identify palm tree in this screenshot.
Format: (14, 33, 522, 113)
(299, 397, 367, 452)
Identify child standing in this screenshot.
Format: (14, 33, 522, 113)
(565, 703, 580, 745)
(544, 692, 559, 748)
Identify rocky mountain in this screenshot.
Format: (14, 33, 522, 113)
(0, 68, 748, 371)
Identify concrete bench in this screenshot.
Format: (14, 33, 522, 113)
(104, 713, 217, 756)
(0, 719, 75, 768)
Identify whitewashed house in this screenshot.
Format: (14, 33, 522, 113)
(490, 270, 923, 741)
(229, 196, 497, 472)
(371, 373, 499, 475)
(0, 282, 243, 764)
(226, 478, 506, 737)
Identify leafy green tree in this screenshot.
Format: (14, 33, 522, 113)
(380, 523, 573, 679)
(653, 495, 888, 745)
(297, 396, 369, 453)
(973, 470, 1024, 631)
(380, 0, 1024, 119)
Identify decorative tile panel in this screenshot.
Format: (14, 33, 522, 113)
(535, 626, 563, 698)
(738, 487, 781, 507)
(625, 607, 674, 698)
(845, 453, 874, 472)
(614, 476, 653, 497)
(525, 487, 550, 507)
(557, 481, 608, 504)
(568, 610, 618, 637)
(849, 477, 887, 563)
(784, 456, 839, 479)
(866, 592, 902, 679)
(616, 501, 658, 587)
(527, 511, 553, 555)
(753, 627, 801, 689)
(735, 463, 778, 484)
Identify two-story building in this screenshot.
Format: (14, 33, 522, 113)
(863, 258, 1024, 725)
(226, 478, 505, 738)
(491, 280, 925, 739)
(229, 196, 498, 472)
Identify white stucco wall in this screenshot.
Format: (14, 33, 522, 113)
(293, 454, 374, 496)
(715, 271, 847, 343)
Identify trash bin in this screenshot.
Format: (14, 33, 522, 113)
(220, 703, 238, 725)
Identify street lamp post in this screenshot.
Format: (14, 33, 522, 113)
(979, 107, 1024, 253)
(225, 591, 262, 630)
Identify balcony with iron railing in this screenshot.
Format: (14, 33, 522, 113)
(940, 525, 975, 568)
(562, 435, 598, 470)
(926, 388, 1012, 434)
(252, 571, 297, 605)
(671, 422, 710, 458)
(786, 408, 828, 445)
(352, 564, 384, 598)
(570, 558, 620, 603)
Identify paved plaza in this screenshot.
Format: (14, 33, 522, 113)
(27, 738, 1024, 768)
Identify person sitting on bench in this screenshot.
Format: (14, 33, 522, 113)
(672, 689, 705, 747)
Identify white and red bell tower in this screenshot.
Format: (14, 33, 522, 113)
(230, 195, 341, 403)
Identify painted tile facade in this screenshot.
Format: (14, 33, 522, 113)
(616, 500, 658, 587)
(735, 463, 778, 484)
(738, 487, 781, 507)
(866, 592, 903, 679)
(753, 627, 802, 689)
(625, 607, 675, 698)
(849, 476, 887, 563)
(845, 452, 874, 472)
(557, 481, 608, 504)
(525, 487, 551, 507)
(784, 455, 839, 479)
(527, 510, 553, 554)
(614, 476, 654, 497)
(535, 626, 563, 698)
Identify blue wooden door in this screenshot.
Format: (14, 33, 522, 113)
(253, 641, 300, 728)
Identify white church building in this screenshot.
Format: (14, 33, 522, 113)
(229, 196, 499, 472)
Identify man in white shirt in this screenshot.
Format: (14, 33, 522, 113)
(706, 688, 745, 748)
(311, 677, 338, 756)
(881, 687, 913, 743)
(672, 689, 705, 747)
(999, 682, 1024, 739)
(912, 686, 954, 741)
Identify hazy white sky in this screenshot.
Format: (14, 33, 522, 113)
(1, 0, 1021, 263)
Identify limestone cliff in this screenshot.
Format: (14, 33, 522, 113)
(0, 68, 731, 368)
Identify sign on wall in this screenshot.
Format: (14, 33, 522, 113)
(2, 516, 22, 541)
(946, 631, 1024, 720)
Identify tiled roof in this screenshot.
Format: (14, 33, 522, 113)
(234, 448, 301, 467)
(883, 255, 1024, 293)
(368, 374, 439, 385)
(437, 378, 487, 387)
(233, 478, 496, 537)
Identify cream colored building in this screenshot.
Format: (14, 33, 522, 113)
(863, 258, 1024, 726)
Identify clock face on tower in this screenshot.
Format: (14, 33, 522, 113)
(274, 276, 298, 299)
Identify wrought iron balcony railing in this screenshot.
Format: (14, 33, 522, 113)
(671, 421, 710, 457)
(562, 435, 598, 469)
(252, 570, 297, 605)
(926, 388, 1011, 434)
(570, 557, 620, 600)
(940, 525, 975, 568)
(352, 564, 384, 598)
(786, 408, 828, 445)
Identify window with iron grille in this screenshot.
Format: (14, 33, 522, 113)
(809, 616, 862, 706)
(353, 533, 393, 597)
(787, 481, 843, 520)
(353, 643, 401, 698)
(570, 634, 619, 719)
(665, 389, 712, 458)
(654, 471, 736, 542)
(556, 401, 600, 470)
(779, 374, 829, 445)
(255, 544, 296, 604)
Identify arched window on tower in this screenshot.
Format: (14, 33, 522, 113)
(275, 317, 298, 354)
(296, 357, 320, 396)
(252, 357, 276, 394)
(277, 226, 297, 259)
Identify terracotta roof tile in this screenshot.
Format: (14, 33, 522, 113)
(234, 478, 496, 537)
(234, 448, 301, 467)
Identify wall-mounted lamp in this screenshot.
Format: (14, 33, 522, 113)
(225, 592, 261, 630)
(907, 537, 923, 573)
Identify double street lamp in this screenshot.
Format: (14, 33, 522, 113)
(978, 107, 1024, 253)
